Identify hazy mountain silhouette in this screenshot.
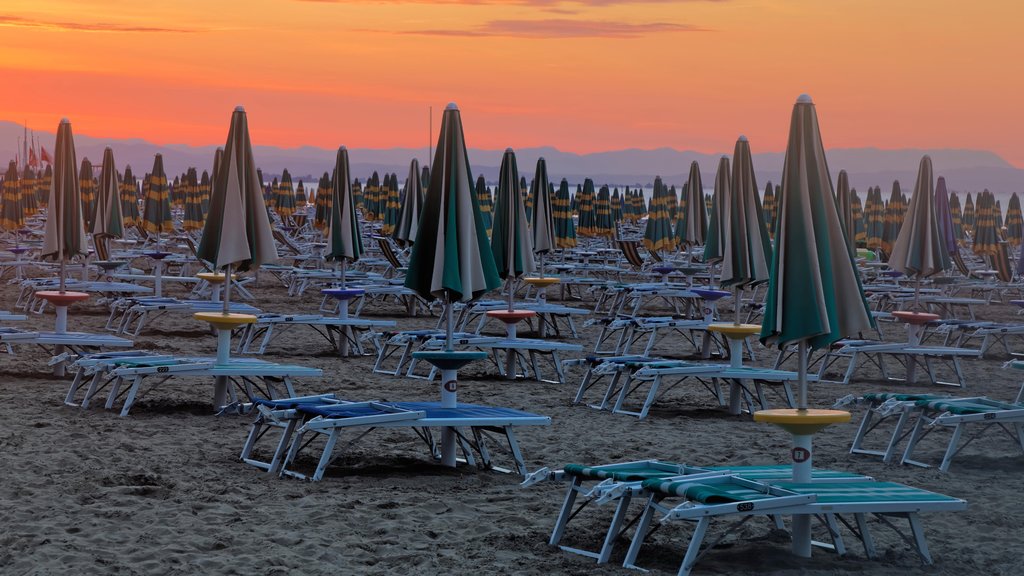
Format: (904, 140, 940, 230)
(1, 121, 1019, 195)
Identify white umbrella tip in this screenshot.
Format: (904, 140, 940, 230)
(446, 102, 459, 111)
(797, 94, 813, 104)
(235, 105, 245, 112)
(738, 135, 748, 142)
(339, 145, 347, 152)
(505, 147, 514, 153)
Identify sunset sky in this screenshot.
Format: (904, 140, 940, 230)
(1, 0, 1021, 165)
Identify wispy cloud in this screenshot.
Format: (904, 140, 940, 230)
(376, 18, 706, 38)
(298, 0, 723, 6)
(0, 15, 198, 33)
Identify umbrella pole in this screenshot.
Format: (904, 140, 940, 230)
(59, 259, 66, 293)
(212, 263, 233, 411)
(222, 263, 232, 316)
(507, 278, 514, 312)
(445, 292, 453, 352)
(797, 340, 808, 411)
(340, 258, 347, 289)
(790, 338, 813, 557)
(734, 287, 741, 325)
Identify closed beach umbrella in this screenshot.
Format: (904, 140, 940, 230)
(295, 180, 307, 208)
(490, 148, 535, 309)
(963, 193, 975, 233)
(325, 147, 363, 280)
(79, 158, 96, 231)
(676, 161, 707, 250)
(835, 170, 855, 256)
(1005, 193, 1022, 247)
(475, 175, 493, 234)
(39, 165, 52, 207)
(275, 168, 297, 221)
(199, 170, 211, 215)
(21, 166, 38, 219)
(404, 103, 500, 305)
(642, 176, 675, 253)
(197, 106, 278, 276)
(2, 161, 23, 231)
(577, 178, 597, 237)
(934, 176, 957, 255)
(92, 147, 124, 241)
(972, 190, 999, 257)
(393, 158, 424, 247)
(529, 158, 556, 260)
(120, 165, 139, 228)
(995, 199, 1004, 232)
(611, 188, 623, 223)
(721, 135, 771, 292)
(313, 172, 331, 233)
(949, 191, 965, 245)
(552, 178, 576, 249)
(703, 156, 730, 265)
(183, 168, 205, 232)
(381, 172, 401, 236)
(41, 119, 89, 289)
(851, 189, 866, 247)
(594, 184, 614, 238)
(889, 156, 950, 306)
(143, 154, 173, 237)
(762, 181, 776, 239)
(881, 181, 903, 256)
(865, 186, 884, 251)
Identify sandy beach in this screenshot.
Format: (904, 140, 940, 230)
(0, 272, 1020, 576)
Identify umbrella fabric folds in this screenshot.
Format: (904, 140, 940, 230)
(762, 181, 776, 239)
(363, 172, 380, 220)
(21, 166, 38, 219)
(760, 95, 873, 352)
(676, 161, 707, 249)
(352, 178, 363, 211)
(120, 166, 139, 228)
(995, 199, 1004, 231)
(851, 190, 866, 247)
(197, 106, 278, 273)
(643, 176, 676, 253)
(405, 103, 500, 304)
(1, 161, 23, 231)
(835, 170, 856, 256)
(934, 176, 957, 255)
(295, 180, 306, 208)
(143, 154, 173, 236)
(963, 193, 975, 233)
(325, 147, 363, 264)
(529, 157, 556, 256)
(41, 119, 88, 265)
(889, 156, 950, 279)
(521, 176, 533, 223)
(594, 184, 614, 238)
(91, 147, 124, 240)
(199, 170, 211, 215)
(576, 178, 597, 237)
(552, 178, 576, 249)
(313, 172, 332, 233)
(38, 165, 52, 207)
(703, 156, 730, 264)
(611, 188, 623, 223)
(490, 149, 535, 285)
(1005, 193, 1022, 247)
(972, 190, 999, 257)
(381, 173, 401, 236)
(949, 191, 965, 245)
(183, 168, 205, 232)
(275, 169, 297, 220)
(475, 175, 493, 235)
(865, 186, 884, 251)
(721, 136, 771, 289)
(79, 158, 96, 231)
(392, 158, 424, 247)
(881, 181, 903, 255)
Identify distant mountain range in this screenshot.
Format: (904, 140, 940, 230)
(2, 121, 1021, 196)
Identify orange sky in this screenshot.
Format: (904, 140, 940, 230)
(1, 0, 1021, 166)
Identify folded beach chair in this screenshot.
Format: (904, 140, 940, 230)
(840, 392, 953, 464)
(624, 476, 966, 575)
(900, 396, 1024, 472)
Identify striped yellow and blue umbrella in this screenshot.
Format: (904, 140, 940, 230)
(722, 136, 771, 291)
(363, 172, 379, 220)
(963, 193, 975, 232)
(850, 189, 866, 247)
(676, 161, 707, 249)
(611, 188, 623, 223)
(381, 172, 401, 236)
(170, 174, 185, 208)
(405, 103, 500, 305)
(529, 158, 556, 261)
(577, 178, 597, 237)
(295, 180, 306, 208)
(933, 176, 957, 255)
(475, 175, 493, 235)
(325, 147, 363, 283)
(553, 178, 576, 249)
(197, 106, 278, 276)
(183, 168, 205, 232)
(865, 186, 884, 251)
(79, 158, 96, 231)
(41, 119, 89, 289)
(120, 165, 140, 228)
(520, 176, 532, 224)
(703, 156, 730, 265)
(948, 191, 964, 245)
(313, 172, 331, 233)
(633, 188, 646, 219)
(143, 154, 173, 236)
(199, 170, 211, 215)
(594, 184, 614, 238)
(20, 166, 38, 219)
(1004, 192, 1022, 247)
(972, 190, 999, 257)
(880, 181, 903, 256)
(642, 176, 676, 253)
(762, 181, 776, 239)
(835, 170, 855, 256)
(666, 184, 678, 221)
(275, 168, 297, 220)
(994, 197, 1004, 232)
(491, 149, 535, 312)
(889, 156, 950, 304)
(1, 161, 23, 231)
(38, 164, 52, 208)
(352, 178, 363, 211)
(92, 147, 124, 241)
(393, 158, 424, 247)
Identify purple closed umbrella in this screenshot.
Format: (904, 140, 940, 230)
(934, 177, 956, 255)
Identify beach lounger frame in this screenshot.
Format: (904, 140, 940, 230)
(900, 397, 1024, 472)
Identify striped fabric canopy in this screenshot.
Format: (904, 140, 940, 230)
(703, 156, 730, 264)
(490, 148, 535, 280)
(835, 170, 855, 257)
(92, 147, 124, 240)
(1004, 192, 1022, 247)
(888, 156, 950, 278)
(530, 157, 556, 255)
(972, 190, 999, 257)
(120, 165, 139, 228)
(594, 184, 614, 238)
(948, 191, 964, 245)
(79, 158, 96, 231)
(881, 181, 904, 255)
(392, 158, 424, 247)
(576, 178, 597, 237)
(552, 178, 576, 248)
(676, 161, 707, 248)
(143, 154, 173, 235)
(1, 161, 23, 231)
(41, 119, 88, 263)
(762, 181, 776, 239)
(475, 175, 493, 235)
(720, 136, 771, 289)
(933, 176, 957, 255)
(643, 176, 675, 253)
(326, 147, 363, 262)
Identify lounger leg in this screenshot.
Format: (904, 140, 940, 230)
(312, 429, 340, 482)
(239, 420, 264, 462)
(938, 423, 966, 472)
(907, 514, 933, 564)
(597, 492, 633, 564)
(504, 428, 527, 476)
(883, 408, 914, 464)
(823, 513, 846, 556)
(550, 478, 582, 546)
(677, 517, 711, 576)
(104, 375, 125, 410)
(119, 375, 145, 417)
(622, 496, 658, 570)
(267, 418, 301, 475)
(854, 513, 876, 558)
(900, 415, 930, 468)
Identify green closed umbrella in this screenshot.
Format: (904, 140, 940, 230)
(313, 172, 331, 233)
(275, 168, 297, 221)
(393, 158, 424, 247)
(721, 136, 771, 322)
(703, 156, 730, 267)
(183, 168, 205, 232)
(529, 158, 556, 272)
(92, 147, 124, 244)
(676, 161, 707, 252)
(381, 172, 401, 236)
(611, 188, 623, 224)
(865, 186, 884, 251)
(889, 156, 951, 307)
(643, 176, 675, 253)
(594, 184, 614, 238)
(143, 154, 173, 238)
(834, 170, 855, 257)
(1005, 193, 1022, 247)
(325, 146, 364, 285)
(79, 158, 96, 231)
(553, 178, 576, 249)
(21, 166, 38, 219)
(38, 165, 52, 208)
(995, 198, 1004, 233)
(963, 192, 975, 234)
(758, 96, 873, 556)
(881, 181, 903, 256)
(295, 180, 307, 208)
(41, 119, 89, 290)
(475, 175, 493, 235)
(949, 191, 965, 246)
(490, 148, 535, 312)
(199, 170, 211, 215)
(972, 190, 998, 257)
(577, 178, 597, 237)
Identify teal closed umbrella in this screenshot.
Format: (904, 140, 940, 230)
(703, 156, 730, 268)
(529, 157, 556, 273)
(325, 146, 363, 285)
(490, 148, 535, 311)
(721, 136, 771, 312)
(392, 158, 424, 247)
(676, 161, 707, 254)
(835, 170, 855, 257)
(92, 147, 124, 252)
